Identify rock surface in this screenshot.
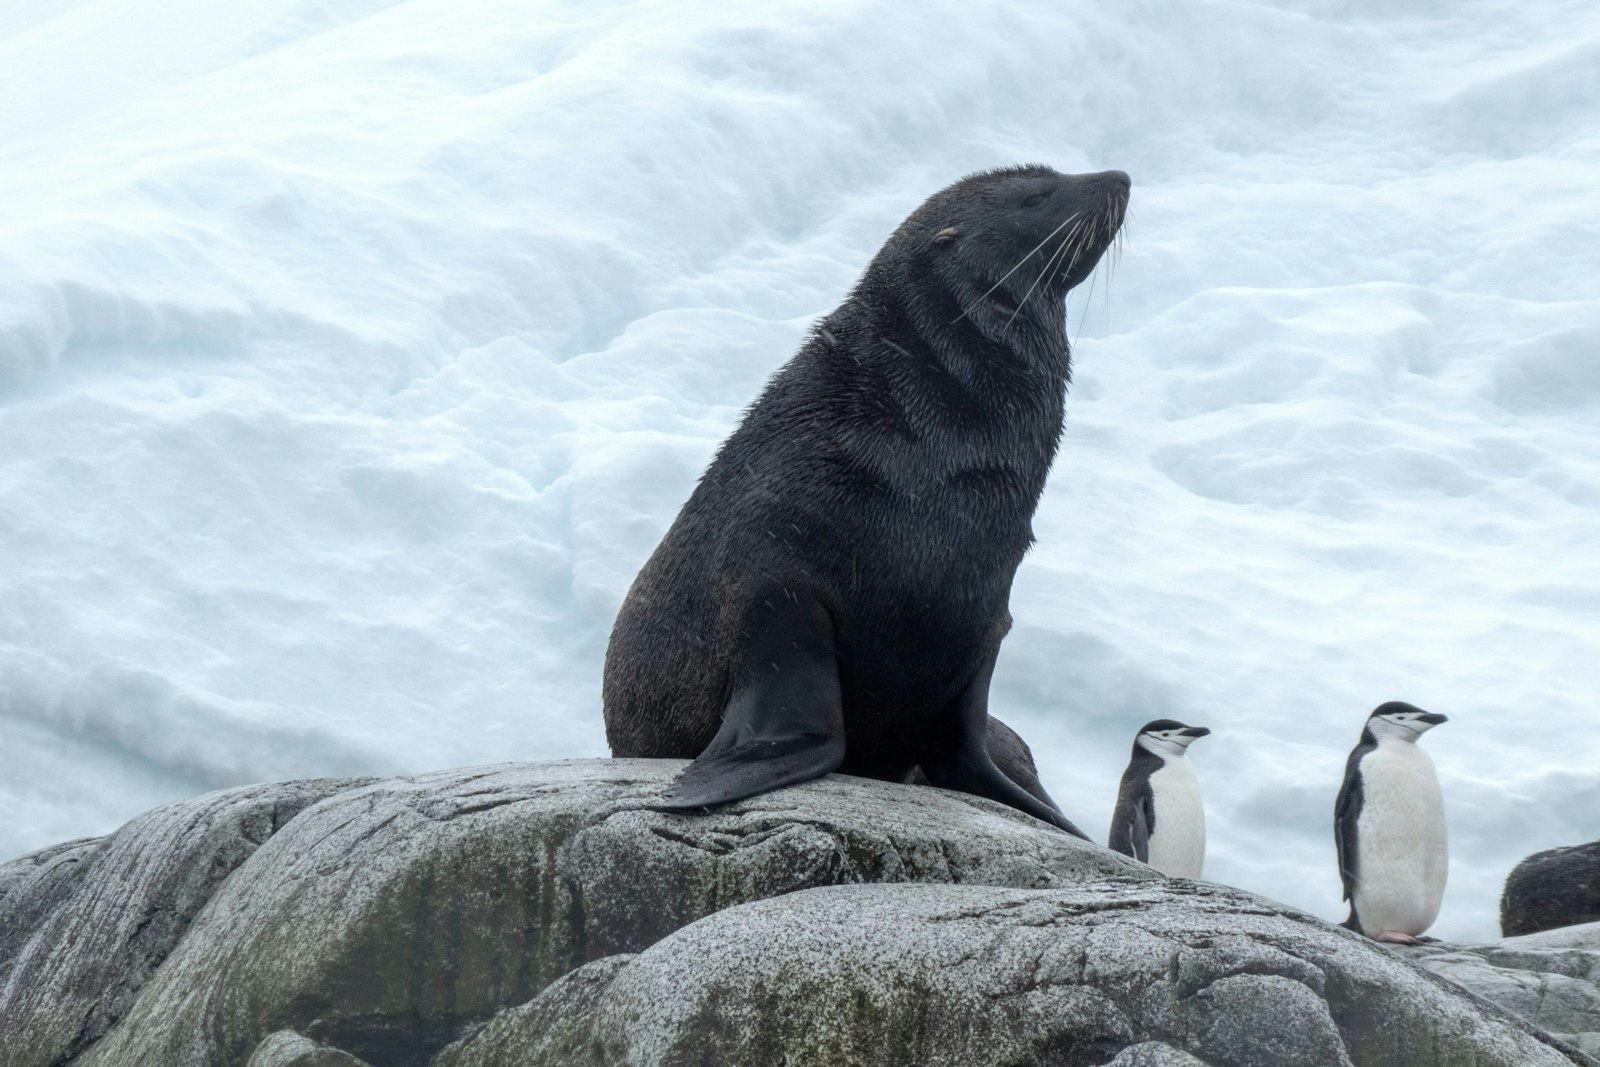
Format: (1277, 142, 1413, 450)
(1503, 842, 1600, 937)
(14, 760, 1138, 1067)
(0, 759, 1594, 1067)
(245, 1030, 375, 1067)
(1402, 922, 1600, 1059)
(0, 778, 369, 1067)
(440, 880, 1587, 1067)
(1102, 1045, 1213, 1067)
(0, 836, 104, 981)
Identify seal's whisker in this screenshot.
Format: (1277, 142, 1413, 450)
(1110, 212, 1125, 273)
(1046, 216, 1094, 295)
(1051, 215, 1093, 279)
(1005, 224, 1080, 330)
(1016, 236, 1074, 323)
(952, 212, 1081, 324)
(1104, 253, 1112, 334)
(1040, 217, 1093, 303)
(1067, 198, 1119, 345)
(1073, 265, 1100, 347)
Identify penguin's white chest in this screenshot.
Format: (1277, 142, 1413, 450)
(1353, 741, 1447, 937)
(1146, 758, 1205, 879)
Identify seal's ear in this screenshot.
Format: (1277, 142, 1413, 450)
(935, 226, 960, 245)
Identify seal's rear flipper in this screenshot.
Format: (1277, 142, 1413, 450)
(659, 591, 845, 810)
(925, 747, 1088, 840)
(920, 646, 1089, 840)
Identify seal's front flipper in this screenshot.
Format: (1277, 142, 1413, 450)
(661, 718, 844, 809)
(921, 647, 1089, 840)
(660, 592, 845, 810)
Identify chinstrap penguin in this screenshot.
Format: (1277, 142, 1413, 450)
(1334, 701, 1449, 944)
(1108, 719, 1211, 878)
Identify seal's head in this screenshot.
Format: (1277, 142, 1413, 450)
(884, 165, 1129, 319)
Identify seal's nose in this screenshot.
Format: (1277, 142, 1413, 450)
(1066, 170, 1130, 194)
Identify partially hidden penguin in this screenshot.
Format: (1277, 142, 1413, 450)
(602, 165, 1132, 838)
(1335, 701, 1450, 944)
(1107, 719, 1211, 877)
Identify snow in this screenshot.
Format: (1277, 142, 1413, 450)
(3, 0, 1598, 941)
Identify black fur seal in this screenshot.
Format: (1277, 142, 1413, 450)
(603, 164, 1130, 838)
(1500, 840, 1600, 937)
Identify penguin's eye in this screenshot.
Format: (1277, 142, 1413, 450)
(1023, 192, 1049, 208)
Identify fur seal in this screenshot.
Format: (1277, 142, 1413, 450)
(1501, 840, 1600, 937)
(603, 165, 1130, 837)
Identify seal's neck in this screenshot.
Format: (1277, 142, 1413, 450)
(820, 285, 1069, 494)
(854, 263, 1071, 401)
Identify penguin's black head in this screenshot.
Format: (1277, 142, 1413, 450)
(1136, 719, 1211, 757)
(1366, 701, 1448, 743)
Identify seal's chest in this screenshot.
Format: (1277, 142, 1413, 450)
(846, 487, 1034, 585)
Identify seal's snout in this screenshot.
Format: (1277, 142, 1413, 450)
(1073, 169, 1130, 192)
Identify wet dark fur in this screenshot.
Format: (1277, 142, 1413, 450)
(603, 165, 1128, 830)
(904, 715, 1058, 808)
(1501, 840, 1600, 937)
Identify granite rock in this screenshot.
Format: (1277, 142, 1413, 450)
(0, 778, 369, 1067)
(440, 880, 1587, 1067)
(2, 759, 1591, 1067)
(55, 759, 1137, 1066)
(1403, 922, 1600, 1060)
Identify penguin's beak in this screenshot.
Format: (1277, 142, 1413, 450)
(1181, 726, 1211, 738)
(1419, 712, 1448, 726)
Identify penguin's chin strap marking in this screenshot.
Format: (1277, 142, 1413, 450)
(1374, 932, 1439, 945)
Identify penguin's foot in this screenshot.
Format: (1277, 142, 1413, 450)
(1374, 931, 1430, 945)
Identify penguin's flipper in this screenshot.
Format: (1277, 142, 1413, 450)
(1108, 779, 1153, 862)
(1334, 762, 1366, 903)
(660, 591, 845, 810)
(1130, 791, 1152, 864)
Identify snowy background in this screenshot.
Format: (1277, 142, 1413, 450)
(2, 0, 1598, 940)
